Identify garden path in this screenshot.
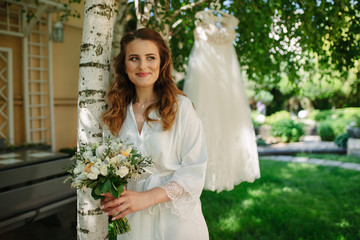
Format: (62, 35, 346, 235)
(260, 155, 360, 171)
(258, 135, 360, 171)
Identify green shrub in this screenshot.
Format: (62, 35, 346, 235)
(331, 118, 351, 136)
(318, 122, 335, 141)
(334, 133, 349, 149)
(265, 110, 291, 126)
(309, 108, 360, 122)
(343, 108, 360, 120)
(256, 138, 267, 146)
(316, 118, 352, 138)
(271, 119, 304, 143)
(310, 109, 333, 121)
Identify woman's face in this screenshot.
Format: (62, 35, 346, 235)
(125, 39, 161, 91)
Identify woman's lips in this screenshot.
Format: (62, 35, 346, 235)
(136, 72, 150, 77)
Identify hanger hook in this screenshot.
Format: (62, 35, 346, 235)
(210, 0, 221, 12)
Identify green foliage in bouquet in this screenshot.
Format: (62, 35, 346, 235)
(271, 118, 304, 143)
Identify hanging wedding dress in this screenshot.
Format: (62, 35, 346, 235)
(183, 11, 260, 192)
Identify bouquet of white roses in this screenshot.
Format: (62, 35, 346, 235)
(65, 137, 152, 235)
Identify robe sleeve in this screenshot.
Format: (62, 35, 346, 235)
(160, 99, 208, 219)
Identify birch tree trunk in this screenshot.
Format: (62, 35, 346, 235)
(154, 0, 171, 44)
(135, 0, 154, 29)
(77, 0, 114, 239)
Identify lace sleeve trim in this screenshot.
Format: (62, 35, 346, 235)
(160, 181, 195, 219)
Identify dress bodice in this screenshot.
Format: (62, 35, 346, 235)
(194, 11, 239, 44)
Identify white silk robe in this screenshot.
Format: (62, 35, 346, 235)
(114, 95, 209, 240)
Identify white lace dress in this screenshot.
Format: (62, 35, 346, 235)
(183, 11, 260, 192)
(114, 95, 209, 240)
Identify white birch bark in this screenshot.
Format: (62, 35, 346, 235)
(154, 0, 170, 43)
(135, 0, 154, 29)
(77, 0, 115, 239)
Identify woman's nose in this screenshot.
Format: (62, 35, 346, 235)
(139, 59, 147, 70)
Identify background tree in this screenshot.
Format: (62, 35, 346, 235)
(128, 1, 359, 95)
(122, 1, 358, 114)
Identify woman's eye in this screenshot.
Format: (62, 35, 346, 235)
(147, 56, 155, 60)
(129, 57, 138, 61)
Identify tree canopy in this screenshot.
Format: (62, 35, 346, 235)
(63, 0, 359, 109)
(129, 0, 359, 89)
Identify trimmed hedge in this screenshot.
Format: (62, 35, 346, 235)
(271, 119, 304, 143)
(318, 122, 335, 141)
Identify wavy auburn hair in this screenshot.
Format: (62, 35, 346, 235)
(102, 28, 184, 136)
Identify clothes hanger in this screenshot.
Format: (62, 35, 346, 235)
(209, 0, 235, 20)
(195, 0, 238, 26)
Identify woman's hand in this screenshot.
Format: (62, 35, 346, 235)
(100, 187, 170, 220)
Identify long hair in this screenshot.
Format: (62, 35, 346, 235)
(102, 28, 184, 136)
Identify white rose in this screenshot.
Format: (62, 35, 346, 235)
(100, 165, 108, 176)
(110, 155, 125, 165)
(96, 145, 107, 158)
(90, 166, 100, 175)
(90, 156, 97, 163)
(73, 167, 81, 175)
(116, 166, 129, 178)
(87, 172, 98, 180)
(94, 161, 102, 169)
(73, 162, 85, 175)
(77, 172, 87, 181)
(83, 151, 93, 160)
(85, 146, 92, 151)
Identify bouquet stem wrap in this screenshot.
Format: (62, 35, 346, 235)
(112, 216, 131, 235)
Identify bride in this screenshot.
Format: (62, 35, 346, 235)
(183, 5, 260, 192)
(101, 28, 209, 240)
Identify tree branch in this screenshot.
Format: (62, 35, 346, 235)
(169, 0, 209, 21)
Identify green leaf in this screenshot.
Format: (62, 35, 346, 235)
(110, 185, 119, 199)
(101, 178, 111, 194)
(117, 184, 125, 195)
(91, 188, 101, 200)
(94, 183, 102, 196)
(88, 181, 97, 189)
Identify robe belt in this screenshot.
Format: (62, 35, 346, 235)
(141, 171, 173, 240)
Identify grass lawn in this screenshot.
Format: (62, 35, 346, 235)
(295, 153, 360, 164)
(201, 159, 360, 240)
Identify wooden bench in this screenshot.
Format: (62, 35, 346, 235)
(0, 150, 76, 233)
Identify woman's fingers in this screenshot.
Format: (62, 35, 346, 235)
(101, 197, 123, 211)
(101, 190, 148, 218)
(106, 202, 130, 217)
(100, 196, 115, 208)
(112, 208, 131, 220)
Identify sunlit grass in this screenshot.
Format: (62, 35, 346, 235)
(201, 160, 360, 240)
(295, 153, 360, 164)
